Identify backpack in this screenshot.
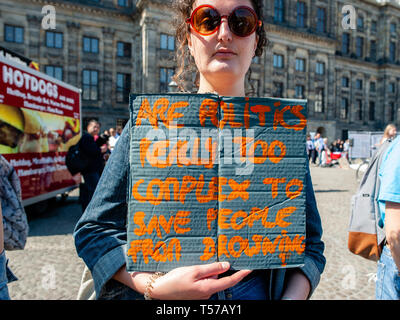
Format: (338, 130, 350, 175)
(348, 139, 391, 261)
(65, 140, 89, 176)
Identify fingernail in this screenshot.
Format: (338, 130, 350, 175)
(221, 262, 230, 269)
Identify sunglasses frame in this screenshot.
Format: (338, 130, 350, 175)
(186, 4, 262, 37)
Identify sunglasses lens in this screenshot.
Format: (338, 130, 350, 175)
(229, 7, 257, 37)
(193, 7, 220, 34)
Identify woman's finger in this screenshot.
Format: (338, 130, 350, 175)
(204, 269, 253, 294)
(192, 262, 231, 279)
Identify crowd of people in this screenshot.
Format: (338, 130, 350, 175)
(306, 133, 350, 167)
(307, 124, 398, 169)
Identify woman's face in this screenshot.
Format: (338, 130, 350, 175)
(388, 127, 397, 138)
(187, 0, 258, 93)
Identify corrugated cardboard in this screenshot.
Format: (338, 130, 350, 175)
(126, 93, 307, 272)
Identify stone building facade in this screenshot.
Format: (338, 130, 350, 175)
(1, 0, 399, 140)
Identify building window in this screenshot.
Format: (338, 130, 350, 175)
(371, 20, 377, 33)
(340, 98, 348, 119)
(83, 36, 99, 53)
(45, 31, 63, 49)
(389, 82, 395, 93)
(370, 40, 377, 61)
(314, 88, 324, 113)
(296, 2, 306, 28)
(369, 101, 375, 121)
(356, 99, 363, 121)
(295, 58, 305, 72)
(82, 69, 99, 101)
(117, 0, 128, 7)
(295, 85, 304, 99)
(116, 73, 131, 103)
(117, 41, 131, 58)
(342, 76, 349, 88)
(273, 54, 284, 68)
(4, 25, 24, 43)
(160, 67, 175, 92)
(389, 42, 396, 62)
(316, 61, 325, 75)
(160, 34, 175, 51)
(316, 7, 326, 33)
(356, 79, 363, 90)
(342, 33, 350, 54)
(357, 16, 364, 31)
(389, 102, 395, 122)
(370, 82, 376, 92)
(274, 0, 285, 23)
(356, 37, 364, 58)
(45, 66, 63, 81)
(273, 82, 284, 97)
(390, 22, 397, 35)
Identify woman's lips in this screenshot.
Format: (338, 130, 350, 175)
(213, 48, 236, 58)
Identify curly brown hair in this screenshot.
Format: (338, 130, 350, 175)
(171, 0, 268, 93)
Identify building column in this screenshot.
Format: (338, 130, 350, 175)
(66, 21, 81, 86)
(26, 14, 41, 62)
(286, 45, 296, 98)
(102, 26, 116, 115)
(140, 15, 158, 93)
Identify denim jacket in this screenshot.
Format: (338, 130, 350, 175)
(74, 120, 325, 300)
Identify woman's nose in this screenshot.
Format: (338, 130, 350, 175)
(217, 17, 232, 42)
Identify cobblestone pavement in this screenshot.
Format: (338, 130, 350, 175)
(5, 165, 377, 300)
(310, 165, 376, 300)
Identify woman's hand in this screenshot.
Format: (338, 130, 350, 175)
(114, 262, 252, 300)
(150, 262, 251, 300)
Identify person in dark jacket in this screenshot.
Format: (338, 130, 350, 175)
(79, 120, 104, 212)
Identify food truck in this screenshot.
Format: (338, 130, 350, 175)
(0, 51, 81, 209)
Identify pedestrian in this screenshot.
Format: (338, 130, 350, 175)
(306, 134, 315, 163)
(380, 124, 397, 145)
(376, 134, 400, 299)
(0, 155, 28, 300)
(338, 140, 344, 152)
(115, 126, 122, 139)
(343, 139, 350, 160)
(79, 120, 105, 212)
(329, 140, 336, 153)
(108, 128, 118, 152)
(319, 138, 328, 167)
(314, 133, 324, 166)
(310, 134, 317, 164)
(74, 0, 325, 300)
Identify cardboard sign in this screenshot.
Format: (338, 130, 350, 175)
(126, 93, 307, 272)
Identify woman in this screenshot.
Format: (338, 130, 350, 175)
(380, 124, 397, 145)
(74, 0, 325, 300)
